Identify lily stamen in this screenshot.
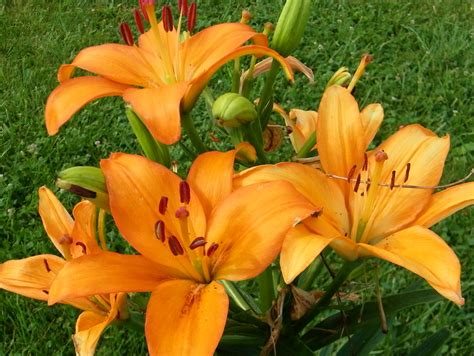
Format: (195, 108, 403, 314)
(159, 196, 168, 214)
(168, 235, 184, 256)
(75, 241, 87, 254)
(189, 237, 206, 249)
(179, 181, 191, 204)
(43, 259, 51, 273)
(187, 2, 196, 33)
(353, 173, 361, 193)
(390, 170, 396, 190)
(404, 162, 411, 182)
(206, 242, 219, 257)
(133, 9, 145, 34)
(347, 165, 357, 183)
(119, 23, 134, 46)
(154, 220, 166, 242)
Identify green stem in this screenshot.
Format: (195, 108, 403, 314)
(181, 112, 208, 153)
(297, 257, 324, 291)
(375, 263, 388, 333)
(295, 260, 361, 332)
(243, 123, 268, 164)
(258, 266, 275, 312)
(257, 60, 280, 129)
(232, 58, 241, 93)
(295, 131, 316, 159)
(116, 312, 145, 332)
(222, 280, 251, 312)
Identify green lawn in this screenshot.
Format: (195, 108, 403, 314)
(0, 0, 472, 354)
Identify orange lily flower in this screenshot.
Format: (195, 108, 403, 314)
(0, 187, 127, 355)
(45, 1, 293, 144)
(47, 147, 315, 355)
(235, 85, 473, 305)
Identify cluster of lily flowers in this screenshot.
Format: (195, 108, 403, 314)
(1, 0, 473, 355)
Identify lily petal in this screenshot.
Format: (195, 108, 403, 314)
(360, 125, 450, 240)
(184, 45, 294, 110)
(70, 201, 101, 258)
(45, 76, 130, 135)
(234, 163, 349, 234)
(123, 83, 188, 144)
(281, 224, 333, 284)
(289, 109, 318, 152)
(100, 153, 205, 278)
(360, 103, 383, 147)
(62, 44, 158, 86)
(48, 252, 174, 305)
(0, 255, 65, 301)
(317, 85, 365, 182)
(359, 226, 463, 305)
(145, 280, 228, 356)
(414, 182, 474, 228)
(208, 181, 315, 281)
(38, 187, 74, 259)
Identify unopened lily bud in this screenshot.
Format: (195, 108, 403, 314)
(212, 93, 257, 128)
(56, 166, 109, 211)
(240, 10, 251, 24)
(272, 0, 311, 56)
(326, 67, 352, 89)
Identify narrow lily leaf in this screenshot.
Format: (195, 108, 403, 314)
(337, 320, 390, 356)
(302, 289, 441, 349)
(406, 328, 450, 356)
(125, 107, 171, 167)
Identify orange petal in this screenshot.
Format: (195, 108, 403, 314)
(45, 77, 129, 135)
(414, 182, 474, 228)
(73, 293, 124, 356)
(0, 255, 65, 301)
(145, 280, 228, 356)
(187, 149, 241, 217)
(234, 163, 349, 234)
(281, 224, 333, 284)
(70, 201, 101, 258)
(184, 45, 294, 111)
(359, 226, 463, 305)
(123, 83, 188, 144)
(38, 186, 74, 259)
(360, 103, 383, 147)
(317, 85, 365, 181)
(100, 153, 205, 279)
(359, 125, 450, 241)
(48, 252, 173, 305)
(65, 44, 158, 86)
(289, 109, 318, 152)
(208, 180, 315, 281)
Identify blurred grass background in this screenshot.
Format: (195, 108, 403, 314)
(0, 0, 472, 354)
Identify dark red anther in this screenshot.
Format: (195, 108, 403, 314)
(311, 208, 323, 218)
(353, 174, 361, 193)
(187, 2, 197, 32)
(286, 126, 293, 135)
(134, 9, 145, 34)
(179, 181, 191, 204)
(43, 290, 49, 295)
(162, 5, 174, 32)
(189, 237, 206, 249)
(43, 259, 51, 273)
(119, 23, 134, 46)
(139, 0, 150, 22)
(175, 206, 190, 218)
(362, 153, 368, 171)
(347, 165, 357, 183)
(75, 241, 87, 254)
(178, 0, 188, 16)
(168, 235, 184, 256)
(155, 220, 166, 242)
(159, 196, 168, 214)
(366, 179, 371, 192)
(390, 170, 396, 190)
(206, 242, 219, 257)
(404, 163, 411, 183)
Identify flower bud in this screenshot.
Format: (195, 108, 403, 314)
(271, 0, 311, 56)
(56, 166, 109, 211)
(326, 67, 352, 89)
(212, 93, 257, 128)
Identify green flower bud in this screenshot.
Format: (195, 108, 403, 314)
(326, 67, 352, 89)
(272, 0, 311, 57)
(212, 93, 257, 128)
(56, 166, 109, 211)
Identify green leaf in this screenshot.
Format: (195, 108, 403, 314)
(302, 289, 442, 350)
(336, 320, 390, 355)
(406, 328, 450, 356)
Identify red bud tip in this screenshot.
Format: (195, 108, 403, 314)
(162, 5, 174, 32)
(159, 196, 169, 214)
(178, 0, 188, 16)
(168, 236, 184, 256)
(187, 2, 197, 32)
(189, 237, 206, 249)
(179, 181, 191, 204)
(155, 220, 166, 242)
(119, 23, 134, 46)
(134, 9, 145, 34)
(206, 242, 219, 257)
(175, 206, 190, 218)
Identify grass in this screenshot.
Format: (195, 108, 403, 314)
(0, 0, 472, 354)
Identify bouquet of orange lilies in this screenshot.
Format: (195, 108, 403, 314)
(1, 0, 473, 355)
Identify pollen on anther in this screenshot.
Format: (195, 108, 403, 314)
(155, 220, 166, 242)
(179, 181, 191, 204)
(353, 174, 361, 193)
(390, 170, 396, 190)
(207, 242, 219, 257)
(404, 163, 411, 183)
(189, 237, 206, 249)
(168, 236, 184, 256)
(159, 196, 169, 214)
